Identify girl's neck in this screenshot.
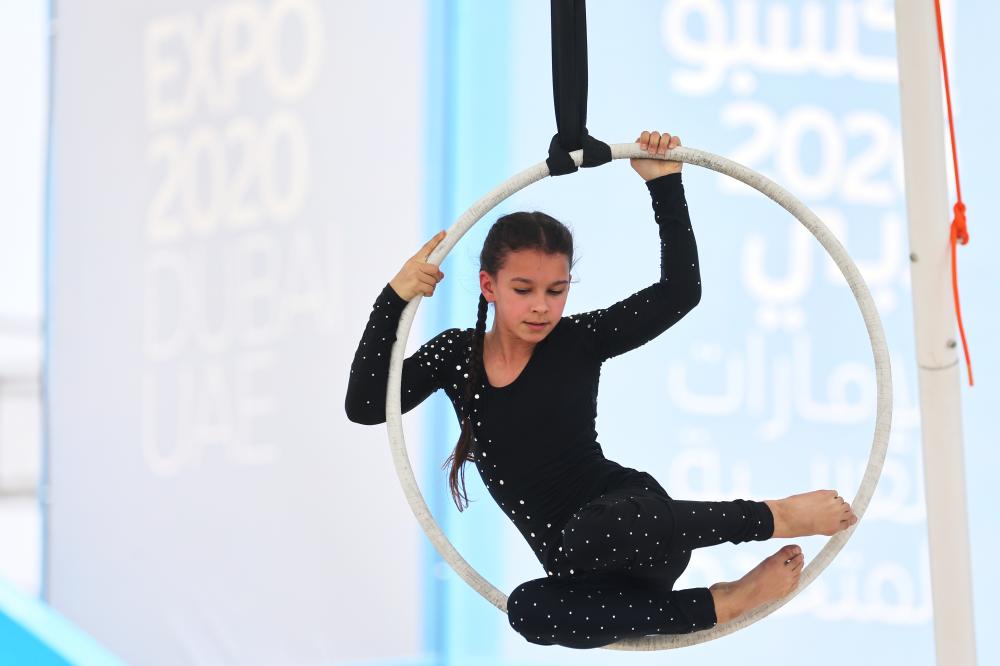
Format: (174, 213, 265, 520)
(484, 326, 536, 365)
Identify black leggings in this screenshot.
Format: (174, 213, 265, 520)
(507, 477, 774, 649)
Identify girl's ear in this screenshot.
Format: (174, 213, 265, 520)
(479, 270, 496, 303)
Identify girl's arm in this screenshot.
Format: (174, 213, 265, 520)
(572, 132, 702, 361)
(345, 283, 462, 424)
(345, 233, 452, 425)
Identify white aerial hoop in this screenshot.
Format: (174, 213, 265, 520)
(384, 143, 893, 650)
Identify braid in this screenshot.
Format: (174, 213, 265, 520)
(446, 293, 489, 511)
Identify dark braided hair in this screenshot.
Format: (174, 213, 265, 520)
(442, 211, 575, 511)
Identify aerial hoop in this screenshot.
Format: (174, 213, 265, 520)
(384, 144, 892, 650)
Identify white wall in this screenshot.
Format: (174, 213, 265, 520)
(0, 0, 47, 596)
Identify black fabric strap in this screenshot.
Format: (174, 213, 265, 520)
(546, 0, 611, 176)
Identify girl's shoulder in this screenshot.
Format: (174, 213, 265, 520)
(423, 326, 476, 357)
(412, 328, 474, 386)
(546, 310, 604, 355)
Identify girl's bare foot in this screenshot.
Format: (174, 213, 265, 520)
(765, 489, 858, 538)
(709, 545, 804, 624)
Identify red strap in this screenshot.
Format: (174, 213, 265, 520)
(934, 0, 973, 386)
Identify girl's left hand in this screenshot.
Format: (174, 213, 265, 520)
(629, 131, 682, 181)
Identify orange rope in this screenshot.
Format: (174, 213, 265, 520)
(933, 0, 973, 386)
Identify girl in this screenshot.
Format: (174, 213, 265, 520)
(346, 131, 858, 649)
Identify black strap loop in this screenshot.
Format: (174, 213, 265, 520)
(546, 0, 611, 176)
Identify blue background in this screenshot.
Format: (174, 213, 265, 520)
(409, 1, 998, 664)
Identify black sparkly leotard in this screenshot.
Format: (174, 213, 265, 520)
(346, 173, 775, 648)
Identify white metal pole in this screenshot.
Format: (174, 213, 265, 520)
(893, 2, 977, 665)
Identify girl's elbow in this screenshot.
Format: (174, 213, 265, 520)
(683, 284, 702, 311)
(345, 396, 386, 425)
(346, 410, 386, 426)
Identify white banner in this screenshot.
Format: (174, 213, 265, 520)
(48, 1, 430, 663)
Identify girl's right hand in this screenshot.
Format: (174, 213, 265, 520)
(389, 230, 446, 301)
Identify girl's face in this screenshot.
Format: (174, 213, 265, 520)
(480, 249, 571, 344)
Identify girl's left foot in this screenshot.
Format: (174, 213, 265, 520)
(765, 490, 858, 538)
(709, 544, 804, 623)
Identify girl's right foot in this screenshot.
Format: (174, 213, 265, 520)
(765, 489, 858, 538)
(709, 544, 803, 624)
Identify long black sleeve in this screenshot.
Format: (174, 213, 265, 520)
(572, 172, 701, 361)
(344, 283, 461, 425)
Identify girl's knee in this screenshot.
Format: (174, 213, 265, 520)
(507, 580, 553, 643)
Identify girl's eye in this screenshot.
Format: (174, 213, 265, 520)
(514, 289, 565, 295)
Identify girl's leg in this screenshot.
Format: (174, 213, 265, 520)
(509, 544, 806, 649)
(545, 488, 773, 582)
(507, 571, 716, 649)
(669, 497, 774, 550)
